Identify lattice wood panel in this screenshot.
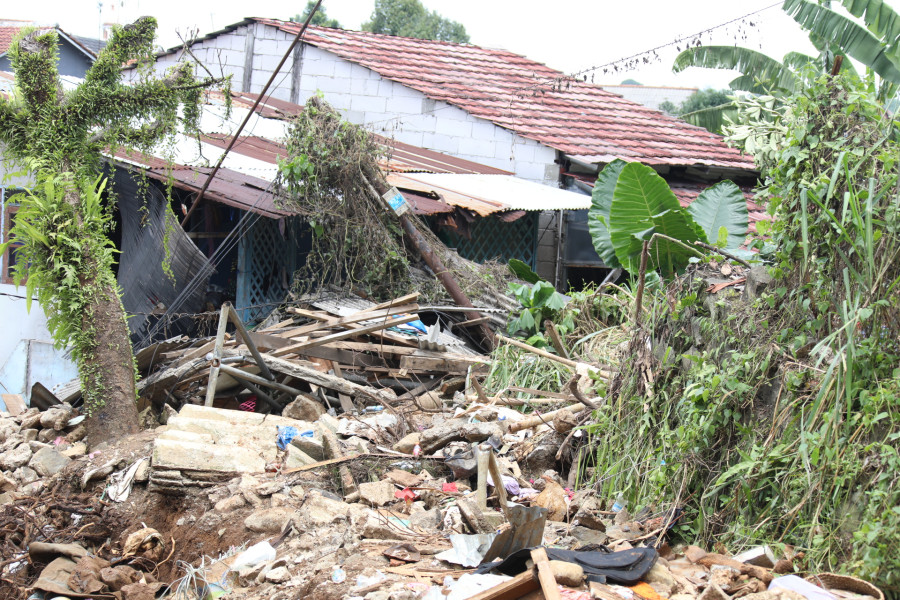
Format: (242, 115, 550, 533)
(439, 213, 538, 268)
(237, 217, 303, 324)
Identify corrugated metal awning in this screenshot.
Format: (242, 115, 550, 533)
(388, 172, 591, 216)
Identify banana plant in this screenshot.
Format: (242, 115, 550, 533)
(588, 161, 749, 277)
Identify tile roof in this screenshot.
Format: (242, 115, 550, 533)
(0, 25, 101, 58)
(251, 19, 756, 172)
(0, 26, 23, 54)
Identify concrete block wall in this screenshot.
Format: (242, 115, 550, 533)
(134, 22, 560, 185)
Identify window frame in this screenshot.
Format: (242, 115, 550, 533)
(1, 193, 24, 285)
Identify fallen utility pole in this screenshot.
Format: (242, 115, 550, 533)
(361, 169, 496, 350)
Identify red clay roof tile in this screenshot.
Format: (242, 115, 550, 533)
(252, 19, 754, 172)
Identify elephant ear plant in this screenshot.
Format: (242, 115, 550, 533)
(588, 160, 750, 277)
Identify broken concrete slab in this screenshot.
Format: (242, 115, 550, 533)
(359, 480, 396, 507)
(149, 405, 321, 493)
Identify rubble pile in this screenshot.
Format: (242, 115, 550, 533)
(0, 402, 87, 501)
(0, 289, 886, 600)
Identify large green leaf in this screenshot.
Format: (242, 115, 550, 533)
(588, 159, 627, 269)
(783, 0, 900, 84)
(679, 102, 737, 135)
(840, 0, 900, 60)
(673, 46, 802, 94)
(508, 259, 543, 284)
(609, 163, 704, 276)
(687, 180, 749, 249)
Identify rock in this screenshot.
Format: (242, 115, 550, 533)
(256, 480, 284, 497)
(40, 406, 74, 431)
(393, 432, 420, 454)
(698, 583, 731, 600)
(386, 469, 423, 488)
(13, 466, 38, 484)
(570, 525, 608, 547)
(553, 410, 579, 434)
(645, 562, 676, 593)
(38, 428, 57, 443)
(684, 545, 707, 563)
(744, 265, 774, 301)
(0, 420, 18, 443)
(133, 460, 150, 483)
(460, 421, 502, 442)
(0, 443, 33, 470)
(67, 424, 87, 443)
(419, 420, 466, 454)
(0, 471, 15, 492)
(296, 490, 353, 526)
(29, 447, 72, 477)
(410, 508, 442, 530)
(61, 442, 87, 458)
(533, 477, 568, 522)
(20, 411, 42, 430)
(265, 566, 291, 583)
(283, 395, 326, 421)
(244, 507, 293, 533)
(22, 480, 45, 495)
(29, 440, 52, 453)
(359, 480, 396, 507)
(549, 560, 584, 587)
(20, 429, 38, 443)
(214, 495, 247, 513)
(291, 435, 325, 461)
(733, 545, 776, 568)
(121, 582, 161, 600)
(100, 565, 139, 591)
(417, 391, 442, 411)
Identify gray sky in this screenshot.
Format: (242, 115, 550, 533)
(6, 0, 819, 89)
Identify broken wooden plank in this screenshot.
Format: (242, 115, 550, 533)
(284, 314, 418, 353)
(288, 303, 419, 337)
(531, 547, 562, 600)
(257, 354, 395, 404)
(282, 452, 364, 473)
(399, 352, 487, 374)
(468, 569, 538, 600)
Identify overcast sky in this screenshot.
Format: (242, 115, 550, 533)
(6, 0, 820, 89)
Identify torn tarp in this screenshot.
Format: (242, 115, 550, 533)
(479, 546, 658, 585)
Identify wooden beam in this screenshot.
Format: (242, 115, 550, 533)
(531, 547, 561, 600)
(257, 354, 395, 404)
(467, 569, 538, 600)
(283, 314, 418, 353)
(288, 303, 418, 337)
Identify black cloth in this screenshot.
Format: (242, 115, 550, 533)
(477, 546, 658, 584)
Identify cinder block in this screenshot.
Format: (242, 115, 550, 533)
(385, 95, 425, 115)
(315, 76, 352, 95)
(458, 137, 495, 159)
(350, 95, 387, 113)
(350, 77, 380, 96)
(422, 132, 459, 155)
(304, 58, 336, 77)
(332, 59, 353, 78)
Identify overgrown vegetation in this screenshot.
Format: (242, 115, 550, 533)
(276, 96, 507, 305)
(0, 20, 226, 445)
(563, 74, 900, 589)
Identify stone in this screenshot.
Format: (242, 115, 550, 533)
(22, 480, 45, 495)
(38, 428, 57, 443)
(0, 472, 14, 491)
(265, 566, 291, 583)
(0, 420, 18, 444)
(13, 466, 38, 484)
(20, 429, 38, 443)
(684, 545, 707, 563)
(359, 480, 396, 507)
(20, 410, 42, 430)
(40, 406, 74, 431)
(410, 508, 442, 530)
(549, 560, 584, 587)
(416, 391, 442, 411)
(244, 507, 294, 533)
(744, 265, 774, 301)
(29, 440, 52, 453)
(67, 424, 87, 443)
(291, 435, 325, 461)
(733, 545, 776, 568)
(29, 447, 72, 477)
(256, 480, 284, 497)
(393, 432, 420, 454)
(133, 460, 150, 483)
(283, 396, 327, 422)
(61, 442, 87, 458)
(0, 443, 33, 470)
(644, 562, 676, 593)
(121, 582, 161, 600)
(570, 525, 609, 547)
(386, 469, 423, 488)
(215, 495, 247, 513)
(100, 565, 139, 591)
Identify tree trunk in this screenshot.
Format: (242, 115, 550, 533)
(81, 275, 140, 448)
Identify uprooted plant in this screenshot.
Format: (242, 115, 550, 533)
(275, 95, 509, 306)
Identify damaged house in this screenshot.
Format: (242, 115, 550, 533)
(130, 19, 759, 285)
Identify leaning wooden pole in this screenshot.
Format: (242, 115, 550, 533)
(362, 170, 496, 350)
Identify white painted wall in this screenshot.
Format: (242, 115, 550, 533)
(0, 181, 79, 404)
(140, 22, 560, 185)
